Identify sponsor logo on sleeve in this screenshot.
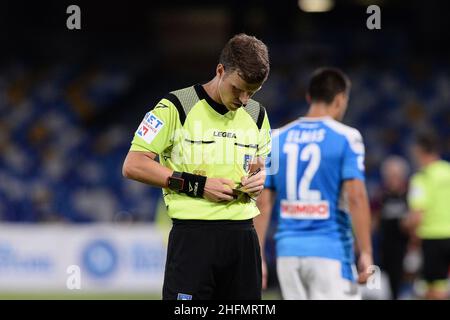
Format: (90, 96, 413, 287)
(136, 112, 164, 144)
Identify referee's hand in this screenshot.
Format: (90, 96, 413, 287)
(203, 178, 235, 202)
(240, 169, 266, 198)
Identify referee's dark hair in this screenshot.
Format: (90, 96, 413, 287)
(307, 67, 351, 104)
(220, 33, 270, 84)
(414, 129, 441, 155)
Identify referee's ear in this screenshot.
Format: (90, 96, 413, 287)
(216, 64, 225, 77)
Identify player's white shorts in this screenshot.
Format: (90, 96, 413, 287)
(277, 256, 361, 300)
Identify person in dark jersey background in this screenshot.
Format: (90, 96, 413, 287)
(372, 156, 410, 299)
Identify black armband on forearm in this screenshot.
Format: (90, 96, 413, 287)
(167, 171, 207, 198)
(180, 172, 207, 198)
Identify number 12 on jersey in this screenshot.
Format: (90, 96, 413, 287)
(281, 143, 330, 219)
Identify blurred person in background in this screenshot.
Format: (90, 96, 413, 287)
(373, 156, 410, 299)
(123, 33, 271, 300)
(256, 68, 373, 300)
(404, 130, 450, 300)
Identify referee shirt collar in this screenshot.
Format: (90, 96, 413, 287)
(194, 84, 229, 115)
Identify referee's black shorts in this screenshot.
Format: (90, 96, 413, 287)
(162, 218, 262, 300)
(422, 238, 450, 283)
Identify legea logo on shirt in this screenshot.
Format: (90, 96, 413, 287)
(136, 112, 164, 144)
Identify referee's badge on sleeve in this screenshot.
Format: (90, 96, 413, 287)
(243, 154, 253, 172)
(136, 112, 164, 144)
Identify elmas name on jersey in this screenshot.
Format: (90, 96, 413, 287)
(286, 128, 326, 144)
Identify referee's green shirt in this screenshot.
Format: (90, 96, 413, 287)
(408, 160, 450, 239)
(129, 84, 271, 220)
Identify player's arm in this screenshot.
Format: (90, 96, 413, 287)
(255, 188, 276, 256)
(255, 188, 276, 289)
(341, 129, 373, 283)
(343, 178, 373, 284)
(254, 148, 277, 290)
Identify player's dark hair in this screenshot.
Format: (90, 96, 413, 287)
(307, 67, 351, 104)
(414, 129, 441, 155)
(219, 33, 270, 84)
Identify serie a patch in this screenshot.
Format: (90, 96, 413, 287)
(136, 112, 164, 144)
(243, 154, 253, 172)
(177, 293, 192, 300)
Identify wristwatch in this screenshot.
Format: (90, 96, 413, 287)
(167, 171, 184, 192)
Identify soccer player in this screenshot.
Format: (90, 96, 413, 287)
(255, 67, 373, 300)
(122, 33, 271, 300)
(404, 130, 450, 300)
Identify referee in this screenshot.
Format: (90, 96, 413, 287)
(404, 130, 450, 300)
(123, 34, 271, 300)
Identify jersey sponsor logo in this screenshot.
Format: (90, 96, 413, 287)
(213, 131, 237, 139)
(143, 112, 164, 129)
(280, 200, 330, 219)
(136, 112, 164, 144)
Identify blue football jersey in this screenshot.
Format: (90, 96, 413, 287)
(265, 116, 365, 280)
